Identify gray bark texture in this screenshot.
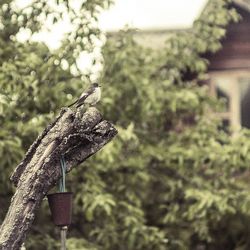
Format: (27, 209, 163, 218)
(0, 107, 117, 250)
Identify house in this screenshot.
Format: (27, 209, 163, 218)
(205, 0, 250, 131)
(108, 0, 250, 131)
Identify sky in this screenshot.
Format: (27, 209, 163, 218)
(17, 0, 208, 48)
(99, 0, 208, 31)
(16, 0, 208, 77)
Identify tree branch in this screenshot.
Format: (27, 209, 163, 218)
(0, 107, 117, 250)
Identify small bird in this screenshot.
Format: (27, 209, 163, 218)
(68, 82, 101, 108)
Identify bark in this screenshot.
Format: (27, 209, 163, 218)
(0, 107, 117, 250)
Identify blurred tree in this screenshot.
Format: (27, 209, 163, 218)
(1, 0, 250, 249)
(95, 1, 250, 249)
(0, 0, 113, 249)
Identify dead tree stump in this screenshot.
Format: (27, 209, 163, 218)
(0, 107, 117, 250)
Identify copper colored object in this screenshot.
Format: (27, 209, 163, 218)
(47, 192, 73, 227)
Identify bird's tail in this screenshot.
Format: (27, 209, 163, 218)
(68, 100, 78, 107)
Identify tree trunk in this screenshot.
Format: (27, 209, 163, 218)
(0, 107, 117, 250)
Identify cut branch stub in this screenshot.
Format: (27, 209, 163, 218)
(0, 107, 117, 250)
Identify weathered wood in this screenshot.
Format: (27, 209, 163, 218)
(205, 4, 250, 70)
(0, 107, 117, 250)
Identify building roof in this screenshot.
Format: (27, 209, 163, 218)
(233, 0, 250, 12)
(206, 0, 250, 71)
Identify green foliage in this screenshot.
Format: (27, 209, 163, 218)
(2, 0, 250, 249)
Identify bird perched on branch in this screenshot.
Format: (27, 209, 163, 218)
(68, 82, 101, 108)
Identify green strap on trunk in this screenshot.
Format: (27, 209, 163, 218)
(59, 155, 66, 192)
